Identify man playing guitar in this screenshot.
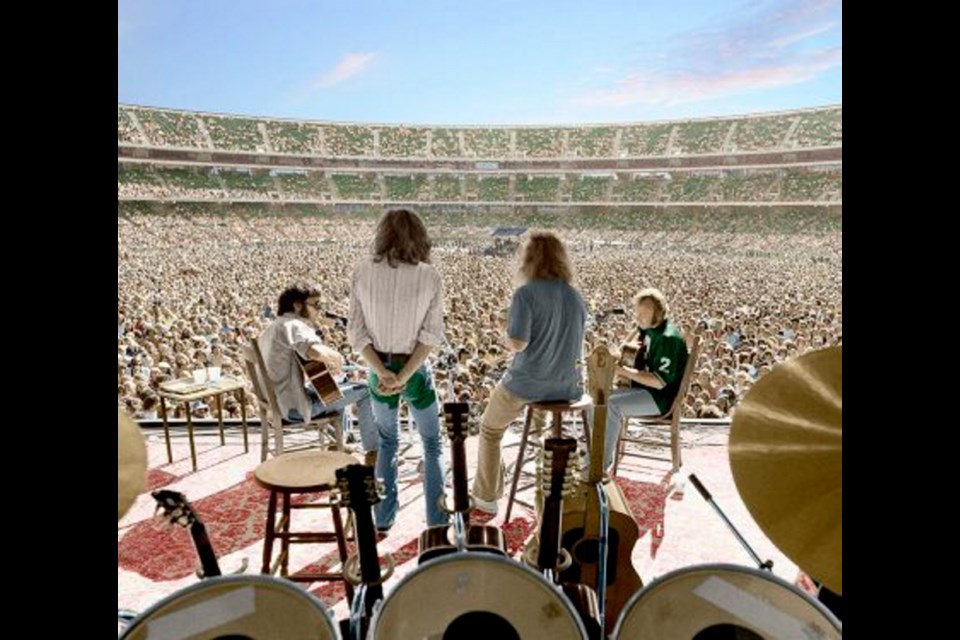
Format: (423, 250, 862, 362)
(594, 288, 688, 473)
(259, 282, 377, 464)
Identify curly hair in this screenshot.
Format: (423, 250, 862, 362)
(277, 282, 322, 315)
(372, 209, 432, 267)
(518, 231, 574, 283)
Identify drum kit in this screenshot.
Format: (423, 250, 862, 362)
(118, 346, 842, 638)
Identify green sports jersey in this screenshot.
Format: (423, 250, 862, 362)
(633, 319, 689, 413)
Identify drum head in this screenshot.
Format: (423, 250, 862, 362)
(120, 575, 340, 640)
(613, 564, 841, 639)
(372, 554, 587, 640)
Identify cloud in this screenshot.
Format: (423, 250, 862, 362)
(573, 0, 841, 109)
(768, 21, 840, 49)
(578, 48, 841, 108)
(309, 53, 377, 91)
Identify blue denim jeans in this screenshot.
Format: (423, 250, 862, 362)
(370, 363, 447, 528)
(287, 382, 378, 453)
(586, 387, 660, 471)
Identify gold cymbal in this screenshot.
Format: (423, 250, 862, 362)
(730, 346, 842, 594)
(118, 409, 147, 521)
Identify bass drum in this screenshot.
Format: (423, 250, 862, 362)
(371, 554, 588, 640)
(612, 564, 841, 639)
(119, 575, 340, 640)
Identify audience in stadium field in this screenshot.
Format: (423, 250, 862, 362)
(118, 212, 841, 425)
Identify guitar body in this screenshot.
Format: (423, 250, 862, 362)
(298, 356, 344, 405)
(615, 338, 644, 389)
(559, 479, 641, 630)
(619, 342, 642, 369)
(418, 525, 507, 563)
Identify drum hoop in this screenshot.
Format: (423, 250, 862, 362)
(611, 563, 841, 638)
(372, 553, 588, 638)
(119, 574, 340, 639)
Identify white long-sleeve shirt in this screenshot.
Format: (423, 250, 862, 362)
(348, 257, 445, 354)
(259, 313, 319, 420)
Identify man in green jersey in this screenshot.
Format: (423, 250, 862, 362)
(596, 288, 689, 472)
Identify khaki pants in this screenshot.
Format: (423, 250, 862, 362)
(472, 382, 547, 502)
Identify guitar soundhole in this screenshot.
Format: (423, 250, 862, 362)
(443, 611, 520, 640)
(693, 625, 763, 640)
(561, 528, 620, 583)
(573, 539, 599, 564)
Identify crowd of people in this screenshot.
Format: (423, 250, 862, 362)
(117, 211, 842, 429)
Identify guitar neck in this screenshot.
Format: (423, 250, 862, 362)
(451, 436, 470, 520)
(587, 404, 607, 484)
(537, 495, 563, 573)
(537, 438, 576, 574)
(444, 402, 471, 521)
(352, 503, 384, 613)
(190, 521, 222, 578)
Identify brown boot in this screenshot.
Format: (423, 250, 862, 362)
(364, 450, 378, 468)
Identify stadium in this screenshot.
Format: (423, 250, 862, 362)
(118, 3, 842, 637)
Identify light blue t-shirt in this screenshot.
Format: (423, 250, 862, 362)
(501, 279, 586, 401)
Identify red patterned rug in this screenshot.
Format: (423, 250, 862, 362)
(615, 474, 674, 558)
(145, 468, 178, 492)
(118, 473, 325, 581)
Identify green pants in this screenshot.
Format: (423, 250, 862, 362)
(368, 361, 437, 410)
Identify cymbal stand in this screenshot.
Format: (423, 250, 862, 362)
(688, 474, 773, 571)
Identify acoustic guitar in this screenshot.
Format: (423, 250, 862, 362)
(418, 402, 506, 563)
(559, 344, 642, 630)
(297, 310, 354, 406)
(298, 355, 345, 406)
(336, 463, 388, 639)
(528, 437, 602, 640)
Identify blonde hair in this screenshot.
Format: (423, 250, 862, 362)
(633, 288, 669, 325)
(519, 231, 574, 283)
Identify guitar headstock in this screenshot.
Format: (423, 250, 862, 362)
(586, 344, 617, 406)
(336, 464, 380, 510)
(540, 438, 579, 498)
(152, 490, 198, 528)
(443, 402, 471, 441)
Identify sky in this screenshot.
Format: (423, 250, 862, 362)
(117, 0, 841, 125)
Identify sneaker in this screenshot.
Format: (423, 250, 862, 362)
(472, 495, 499, 516)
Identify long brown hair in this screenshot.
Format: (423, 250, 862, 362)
(519, 231, 574, 283)
(372, 209, 432, 267)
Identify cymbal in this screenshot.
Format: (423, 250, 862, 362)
(730, 346, 841, 594)
(118, 409, 147, 521)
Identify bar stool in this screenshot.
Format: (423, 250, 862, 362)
(254, 449, 359, 599)
(504, 395, 593, 522)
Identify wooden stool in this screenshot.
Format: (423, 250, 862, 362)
(254, 449, 359, 598)
(504, 395, 592, 522)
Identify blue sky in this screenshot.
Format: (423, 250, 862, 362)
(118, 0, 841, 125)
